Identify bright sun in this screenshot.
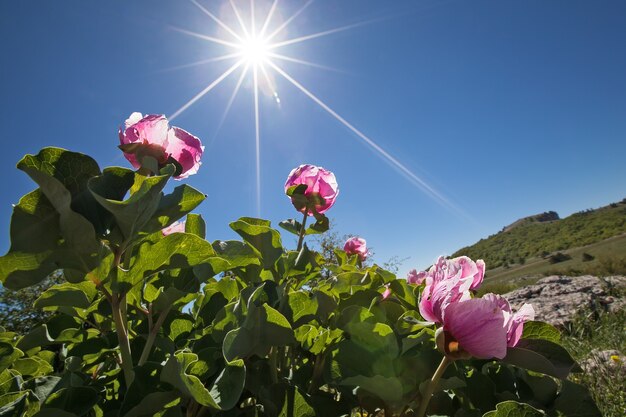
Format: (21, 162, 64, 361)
(238, 36, 270, 65)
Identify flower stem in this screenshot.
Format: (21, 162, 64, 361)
(138, 307, 171, 366)
(416, 356, 452, 417)
(296, 212, 309, 252)
(112, 294, 135, 385)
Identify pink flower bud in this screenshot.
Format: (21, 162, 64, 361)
(119, 112, 204, 179)
(343, 237, 368, 261)
(284, 164, 338, 215)
(407, 269, 426, 285)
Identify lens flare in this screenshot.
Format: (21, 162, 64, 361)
(169, 0, 463, 218)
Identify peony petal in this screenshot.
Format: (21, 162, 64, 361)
(444, 297, 508, 359)
(166, 127, 204, 179)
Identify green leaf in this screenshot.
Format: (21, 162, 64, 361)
(223, 304, 294, 361)
(0, 343, 23, 372)
(341, 375, 404, 404)
(482, 400, 545, 417)
(34, 281, 97, 310)
(278, 388, 316, 417)
(143, 184, 206, 235)
(521, 321, 560, 343)
(42, 387, 99, 416)
(552, 380, 602, 417)
(211, 240, 260, 269)
(279, 219, 303, 236)
(305, 214, 329, 235)
(17, 148, 101, 252)
(185, 214, 206, 239)
(88, 166, 173, 242)
(120, 233, 225, 292)
(208, 359, 246, 410)
(7, 189, 60, 253)
(120, 365, 180, 417)
(230, 217, 284, 269)
(503, 339, 579, 379)
(161, 351, 245, 410)
(0, 391, 29, 417)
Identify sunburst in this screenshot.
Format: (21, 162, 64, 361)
(168, 0, 463, 218)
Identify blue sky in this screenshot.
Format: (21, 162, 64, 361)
(1, 0, 625, 276)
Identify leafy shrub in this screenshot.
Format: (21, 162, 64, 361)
(0, 142, 601, 416)
(582, 253, 595, 262)
(549, 252, 572, 264)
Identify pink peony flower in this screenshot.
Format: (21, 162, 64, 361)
(161, 220, 186, 236)
(416, 256, 486, 323)
(119, 112, 204, 179)
(407, 269, 427, 285)
(418, 256, 472, 323)
(284, 164, 338, 215)
(439, 294, 535, 359)
(343, 237, 368, 261)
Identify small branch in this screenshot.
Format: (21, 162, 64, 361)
(415, 356, 452, 417)
(138, 306, 171, 366)
(296, 212, 309, 252)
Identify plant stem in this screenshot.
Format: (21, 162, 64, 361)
(296, 212, 309, 252)
(138, 306, 171, 366)
(112, 294, 135, 385)
(415, 356, 452, 417)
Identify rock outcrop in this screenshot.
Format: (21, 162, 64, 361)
(503, 275, 626, 328)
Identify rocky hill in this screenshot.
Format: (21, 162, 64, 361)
(452, 199, 626, 269)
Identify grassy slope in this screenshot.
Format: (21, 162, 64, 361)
(451, 201, 626, 290)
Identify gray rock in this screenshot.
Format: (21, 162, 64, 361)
(503, 275, 626, 328)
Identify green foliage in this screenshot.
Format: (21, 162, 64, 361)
(561, 310, 626, 417)
(0, 147, 601, 416)
(453, 202, 626, 269)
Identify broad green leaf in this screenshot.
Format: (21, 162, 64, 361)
(521, 321, 560, 343)
(0, 343, 23, 372)
(120, 233, 225, 292)
(0, 391, 29, 417)
(34, 281, 97, 310)
(17, 148, 101, 252)
(279, 219, 302, 236)
(12, 357, 53, 377)
(223, 304, 294, 361)
(143, 184, 206, 235)
(305, 214, 329, 235)
(482, 400, 545, 417)
(230, 217, 284, 269)
(120, 365, 180, 417)
(278, 388, 316, 417)
(211, 240, 260, 269)
(185, 213, 206, 239)
(89, 166, 173, 242)
(161, 351, 245, 410)
(503, 339, 579, 379)
(552, 380, 602, 417)
(341, 375, 404, 404)
(23, 376, 62, 403)
(8, 190, 60, 253)
(208, 359, 246, 410)
(43, 387, 99, 416)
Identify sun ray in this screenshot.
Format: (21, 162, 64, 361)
(250, 0, 256, 35)
(268, 61, 467, 217)
(169, 60, 243, 121)
(269, 20, 373, 49)
(259, 63, 276, 96)
(190, 0, 243, 42)
(259, 0, 279, 38)
(229, 0, 250, 38)
(268, 52, 350, 75)
(265, 0, 314, 42)
(171, 26, 240, 48)
(212, 63, 250, 140)
(253, 64, 262, 217)
(156, 53, 241, 73)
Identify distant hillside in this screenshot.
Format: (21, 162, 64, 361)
(453, 199, 626, 269)
(503, 211, 559, 232)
